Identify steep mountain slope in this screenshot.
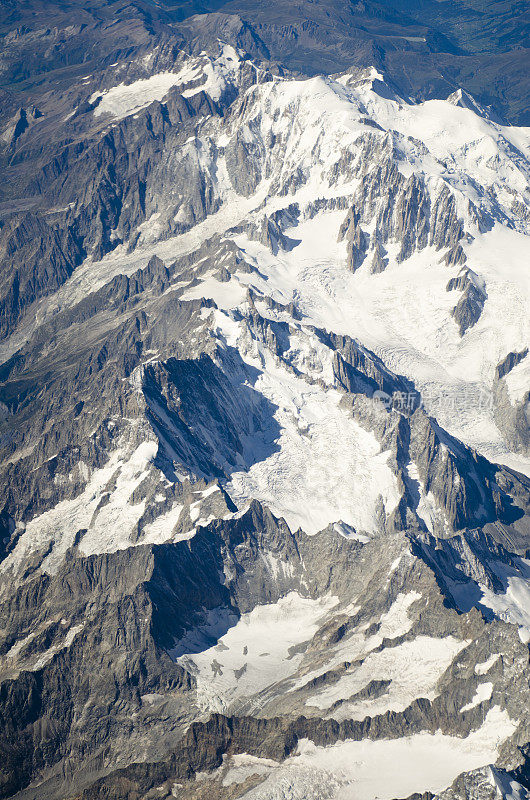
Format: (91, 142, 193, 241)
(0, 25, 529, 800)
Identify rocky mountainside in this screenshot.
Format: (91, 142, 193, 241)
(1, 0, 528, 124)
(0, 7, 529, 800)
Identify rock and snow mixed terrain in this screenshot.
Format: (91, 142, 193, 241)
(0, 19, 529, 800)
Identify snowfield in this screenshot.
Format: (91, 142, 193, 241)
(90, 45, 242, 119)
(228, 216, 529, 475)
(175, 592, 340, 713)
(216, 708, 516, 800)
(218, 312, 401, 536)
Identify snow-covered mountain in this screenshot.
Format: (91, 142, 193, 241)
(0, 24, 529, 800)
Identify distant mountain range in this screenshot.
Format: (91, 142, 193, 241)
(1, 0, 529, 123)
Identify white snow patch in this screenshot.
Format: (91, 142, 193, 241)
(460, 682, 493, 712)
(373, 591, 422, 642)
(180, 274, 247, 308)
(32, 624, 85, 671)
(307, 635, 467, 720)
(181, 44, 241, 102)
(176, 592, 339, 713)
(214, 310, 400, 535)
(141, 693, 164, 704)
(223, 754, 280, 787)
(478, 560, 530, 643)
(1, 441, 159, 574)
(238, 707, 515, 800)
(475, 654, 500, 675)
(333, 522, 370, 543)
(6, 630, 40, 660)
(141, 503, 184, 545)
(91, 72, 189, 119)
(90, 45, 241, 120)
(233, 215, 530, 476)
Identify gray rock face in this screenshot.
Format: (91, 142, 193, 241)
(338, 206, 369, 271)
(347, 154, 467, 270)
(1, 240, 524, 798)
(392, 173, 430, 261)
(226, 129, 263, 197)
(0, 251, 212, 523)
(255, 213, 299, 254)
(0, 213, 84, 338)
(434, 766, 529, 800)
(429, 185, 465, 252)
(442, 243, 467, 267)
(0, 89, 224, 339)
(492, 351, 530, 457)
(446, 269, 487, 335)
(370, 240, 388, 273)
(496, 349, 529, 381)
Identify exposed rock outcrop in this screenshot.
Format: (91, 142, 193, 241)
(446, 268, 487, 335)
(338, 206, 368, 271)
